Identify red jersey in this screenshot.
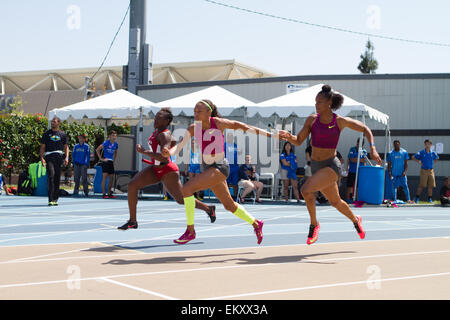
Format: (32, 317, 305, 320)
(147, 129, 171, 165)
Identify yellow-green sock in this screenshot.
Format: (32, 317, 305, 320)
(232, 204, 256, 225)
(184, 195, 196, 226)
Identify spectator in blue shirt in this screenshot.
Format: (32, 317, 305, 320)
(96, 130, 119, 198)
(413, 139, 439, 203)
(280, 142, 301, 202)
(224, 132, 241, 200)
(72, 134, 91, 197)
(345, 138, 367, 202)
(387, 140, 413, 203)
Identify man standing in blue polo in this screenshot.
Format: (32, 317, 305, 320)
(413, 139, 439, 203)
(387, 140, 413, 203)
(72, 134, 90, 197)
(96, 130, 119, 199)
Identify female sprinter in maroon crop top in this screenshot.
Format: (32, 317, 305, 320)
(162, 100, 272, 245)
(279, 85, 382, 245)
(117, 108, 216, 231)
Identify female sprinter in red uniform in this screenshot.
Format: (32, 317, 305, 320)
(162, 100, 272, 245)
(279, 85, 382, 245)
(118, 108, 216, 230)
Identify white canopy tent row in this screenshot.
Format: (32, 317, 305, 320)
(155, 85, 258, 117)
(48, 89, 159, 172)
(243, 84, 391, 202)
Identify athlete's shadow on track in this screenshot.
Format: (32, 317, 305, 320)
(102, 251, 353, 266)
(102, 252, 255, 266)
(201, 251, 355, 265)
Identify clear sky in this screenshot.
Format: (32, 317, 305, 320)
(1, 0, 449, 76)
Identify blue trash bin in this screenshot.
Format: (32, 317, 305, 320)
(357, 166, 384, 204)
(93, 165, 109, 194)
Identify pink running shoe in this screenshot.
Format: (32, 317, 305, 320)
(307, 223, 320, 245)
(354, 215, 366, 239)
(173, 229, 196, 244)
(253, 219, 264, 245)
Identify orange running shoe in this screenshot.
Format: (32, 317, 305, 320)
(354, 215, 365, 239)
(307, 223, 320, 245)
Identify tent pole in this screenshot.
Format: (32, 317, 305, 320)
(104, 119, 108, 140)
(138, 106, 143, 172)
(353, 113, 365, 202)
(383, 120, 389, 176)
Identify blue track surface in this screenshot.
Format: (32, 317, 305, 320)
(1, 195, 449, 252)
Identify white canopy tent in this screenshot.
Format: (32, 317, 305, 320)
(48, 89, 157, 120)
(244, 84, 391, 202)
(48, 89, 159, 171)
(248, 84, 389, 125)
(156, 85, 257, 117)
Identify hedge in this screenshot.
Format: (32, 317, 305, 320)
(0, 113, 109, 180)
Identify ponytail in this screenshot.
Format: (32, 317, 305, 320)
(201, 99, 221, 118)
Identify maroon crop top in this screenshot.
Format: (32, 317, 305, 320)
(310, 113, 341, 149)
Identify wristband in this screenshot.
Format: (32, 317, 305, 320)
(369, 142, 375, 148)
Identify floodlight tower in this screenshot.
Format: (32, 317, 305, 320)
(125, 0, 152, 94)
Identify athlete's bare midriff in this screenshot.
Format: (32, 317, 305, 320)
(311, 146, 338, 162)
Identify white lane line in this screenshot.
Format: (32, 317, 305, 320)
(0, 225, 113, 244)
(2, 217, 263, 262)
(101, 278, 178, 300)
(205, 271, 450, 300)
(0, 215, 121, 229)
(1, 223, 450, 249)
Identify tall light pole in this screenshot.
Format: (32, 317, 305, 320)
(126, 0, 152, 94)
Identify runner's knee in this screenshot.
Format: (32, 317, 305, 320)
(223, 201, 238, 212)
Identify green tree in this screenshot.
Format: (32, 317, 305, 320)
(357, 39, 379, 74)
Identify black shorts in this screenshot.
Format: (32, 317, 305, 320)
(101, 161, 115, 174)
(346, 172, 356, 188)
(311, 156, 341, 178)
(201, 158, 230, 178)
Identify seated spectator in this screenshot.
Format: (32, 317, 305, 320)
(280, 142, 301, 202)
(440, 177, 450, 206)
(238, 155, 263, 203)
